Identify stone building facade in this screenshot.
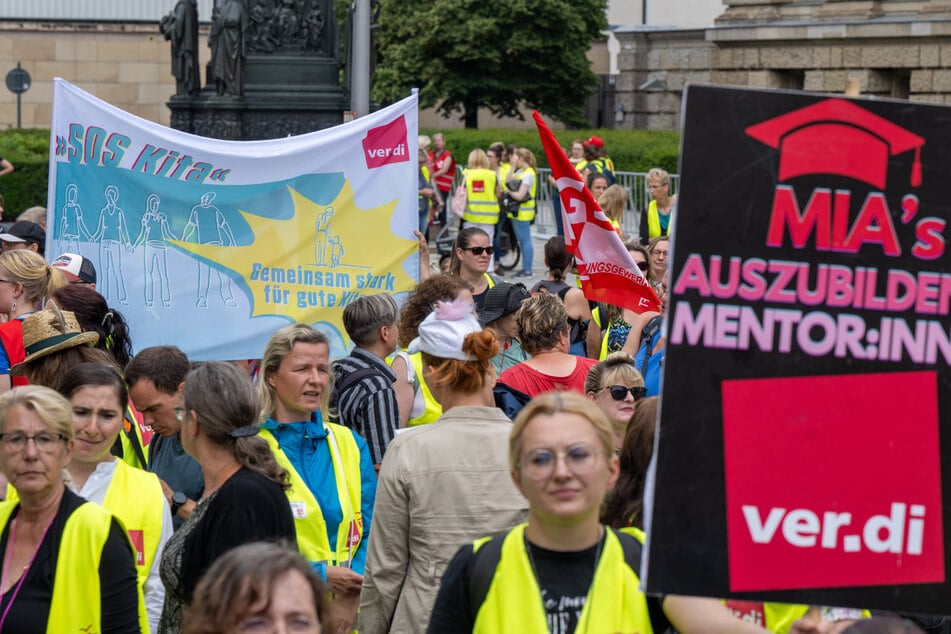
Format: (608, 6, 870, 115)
(616, 0, 951, 130)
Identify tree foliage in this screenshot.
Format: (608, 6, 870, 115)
(373, 0, 608, 128)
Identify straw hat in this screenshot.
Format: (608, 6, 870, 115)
(11, 307, 99, 375)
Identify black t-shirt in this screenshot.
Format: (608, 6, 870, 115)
(429, 529, 669, 634)
(0, 488, 140, 634)
(427, 533, 601, 634)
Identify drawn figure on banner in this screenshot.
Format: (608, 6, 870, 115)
(314, 208, 337, 266)
(181, 191, 238, 309)
(132, 193, 174, 308)
(91, 184, 131, 306)
(60, 183, 90, 255)
(330, 235, 343, 267)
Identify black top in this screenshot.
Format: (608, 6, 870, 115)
(0, 488, 140, 634)
(159, 467, 297, 633)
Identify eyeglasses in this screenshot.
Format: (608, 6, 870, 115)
(598, 385, 647, 401)
(651, 250, 668, 259)
(518, 443, 601, 481)
(461, 246, 494, 256)
(635, 261, 649, 272)
(0, 432, 67, 453)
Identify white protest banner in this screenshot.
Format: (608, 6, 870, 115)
(48, 78, 419, 359)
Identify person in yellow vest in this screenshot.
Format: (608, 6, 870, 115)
(505, 148, 538, 278)
(640, 167, 675, 245)
(449, 227, 496, 312)
(160, 361, 296, 633)
(462, 149, 501, 271)
(60, 362, 170, 633)
(391, 275, 474, 428)
(430, 391, 767, 633)
(0, 385, 142, 632)
(258, 324, 377, 633)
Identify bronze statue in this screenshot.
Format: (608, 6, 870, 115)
(160, 0, 200, 95)
(211, 0, 249, 97)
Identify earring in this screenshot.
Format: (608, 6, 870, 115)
(175, 408, 184, 422)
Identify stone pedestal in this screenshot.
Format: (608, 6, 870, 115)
(166, 0, 349, 140)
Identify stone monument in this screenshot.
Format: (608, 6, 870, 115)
(164, 0, 348, 140)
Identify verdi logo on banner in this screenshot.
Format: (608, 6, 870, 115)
(362, 115, 410, 169)
(646, 85, 951, 615)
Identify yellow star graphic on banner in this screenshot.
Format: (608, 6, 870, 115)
(168, 180, 416, 344)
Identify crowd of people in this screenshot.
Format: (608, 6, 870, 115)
(0, 136, 936, 634)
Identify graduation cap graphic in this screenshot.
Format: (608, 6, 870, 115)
(746, 98, 924, 189)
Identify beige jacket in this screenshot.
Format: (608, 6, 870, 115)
(357, 406, 528, 634)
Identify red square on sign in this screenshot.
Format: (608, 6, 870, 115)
(722, 371, 944, 591)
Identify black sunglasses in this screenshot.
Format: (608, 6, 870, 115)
(635, 261, 649, 272)
(461, 246, 494, 256)
(599, 385, 647, 401)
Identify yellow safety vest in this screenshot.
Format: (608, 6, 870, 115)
(103, 460, 165, 606)
(406, 351, 442, 426)
(262, 424, 365, 569)
(645, 199, 672, 242)
(507, 167, 537, 222)
(118, 405, 148, 470)
(463, 168, 500, 225)
(472, 523, 655, 633)
(0, 498, 147, 633)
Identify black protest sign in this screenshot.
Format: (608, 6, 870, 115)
(645, 85, 950, 614)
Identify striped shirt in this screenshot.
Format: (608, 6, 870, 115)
(330, 348, 398, 465)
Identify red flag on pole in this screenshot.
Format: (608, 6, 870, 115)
(532, 111, 661, 313)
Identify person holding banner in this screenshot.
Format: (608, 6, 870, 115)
(429, 391, 765, 633)
(504, 149, 538, 279)
(258, 324, 377, 632)
(450, 227, 495, 313)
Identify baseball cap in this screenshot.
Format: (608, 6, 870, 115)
(51, 253, 97, 284)
(0, 221, 45, 251)
(585, 136, 605, 149)
(478, 282, 530, 327)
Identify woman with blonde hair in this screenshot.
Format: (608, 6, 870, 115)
(640, 167, 675, 244)
(359, 299, 527, 633)
(257, 324, 376, 633)
(430, 392, 768, 633)
(585, 352, 646, 452)
(0, 250, 64, 392)
(504, 148, 537, 278)
(598, 184, 628, 240)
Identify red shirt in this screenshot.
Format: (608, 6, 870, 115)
(498, 356, 598, 398)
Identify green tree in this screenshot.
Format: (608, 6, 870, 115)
(373, 0, 608, 128)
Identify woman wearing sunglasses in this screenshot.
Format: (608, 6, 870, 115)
(585, 352, 646, 453)
(450, 227, 496, 312)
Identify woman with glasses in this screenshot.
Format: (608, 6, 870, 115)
(359, 299, 527, 634)
(640, 167, 675, 245)
(430, 391, 763, 633)
(0, 385, 141, 633)
(648, 235, 670, 285)
(0, 250, 64, 393)
(450, 227, 495, 312)
(585, 352, 646, 453)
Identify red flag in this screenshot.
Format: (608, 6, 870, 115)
(532, 111, 661, 313)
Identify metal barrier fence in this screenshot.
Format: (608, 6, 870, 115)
(454, 167, 680, 242)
